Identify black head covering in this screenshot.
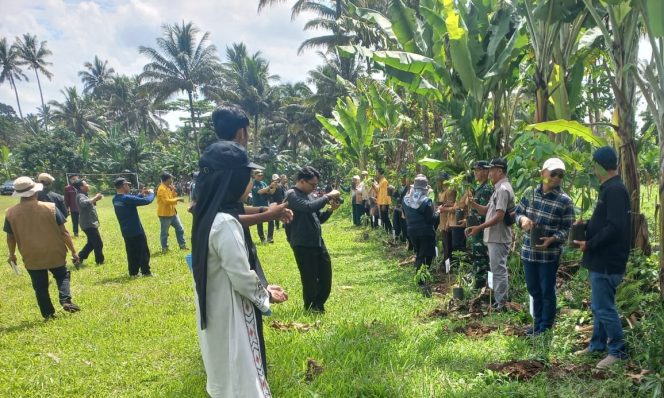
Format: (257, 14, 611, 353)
(192, 141, 262, 329)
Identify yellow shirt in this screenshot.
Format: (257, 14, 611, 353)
(157, 183, 179, 217)
(377, 177, 390, 206)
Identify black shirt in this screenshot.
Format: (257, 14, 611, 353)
(4, 206, 66, 234)
(403, 198, 439, 237)
(271, 184, 286, 204)
(582, 175, 631, 274)
(38, 190, 69, 219)
(285, 187, 332, 248)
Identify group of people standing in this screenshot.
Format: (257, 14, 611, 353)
(349, 147, 630, 370)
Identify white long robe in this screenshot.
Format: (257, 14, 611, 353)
(194, 213, 272, 398)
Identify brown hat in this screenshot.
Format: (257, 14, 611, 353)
(37, 173, 55, 184)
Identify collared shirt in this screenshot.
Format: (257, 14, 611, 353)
(377, 177, 390, 205)
(251, 180, 269, 206)
(484, 177, 514, 244)
(515, 184, 574, 263)
(157, 183, 179, 217)
(285, 187, 332, 247)
(472, 181, 493, 223)
(113, 192, 154, 238)
(77, 192, 100, 230)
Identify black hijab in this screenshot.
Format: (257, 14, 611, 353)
(192, 141, 262, 329)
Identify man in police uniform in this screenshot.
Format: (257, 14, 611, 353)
(466, 161, 493, 288)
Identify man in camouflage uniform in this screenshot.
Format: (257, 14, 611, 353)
(467, 161, 493, 288)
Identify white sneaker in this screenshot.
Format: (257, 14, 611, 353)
(596, 355, 622, 369)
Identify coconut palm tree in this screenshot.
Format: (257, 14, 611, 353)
(49, 86, 100, 138)
(15, 34, 53, 122)
(0, 37, 28, 120)
(105, 75, 166, 137)
(79, 56, 116, 97)
(138, 21, 221, 156)
(210, 43, 280, 155)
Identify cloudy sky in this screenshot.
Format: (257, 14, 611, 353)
(0, 0, 321, 127)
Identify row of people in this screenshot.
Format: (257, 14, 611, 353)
(354, 148, 629, 370)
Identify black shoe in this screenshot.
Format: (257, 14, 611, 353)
(44, 313, 57, 321)
(267, 238, 274, 243)
(142, 272, 154, 277)
(62, 302, 80, 313)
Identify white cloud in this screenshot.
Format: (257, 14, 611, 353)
(0, 0, 322, 128)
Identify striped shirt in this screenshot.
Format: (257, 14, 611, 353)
(515, 185, 575, 263)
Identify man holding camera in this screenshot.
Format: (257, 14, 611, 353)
(285, 166, 341, 313)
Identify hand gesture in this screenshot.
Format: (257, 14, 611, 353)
(573, 240, 588, 251)
(465, 226, 482, 237)
(329, 201, 340, 211)
(327, 190, 340, 199)
(267, 285, 288, 303)
(520, 217, 534, 232)
(177, 197, 185, 202)
(534, 236, 556, 249)
(95, 193, 104, 200)
(267, 202, 293, 223)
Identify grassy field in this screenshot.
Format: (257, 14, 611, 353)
(0, 195, 644, 397)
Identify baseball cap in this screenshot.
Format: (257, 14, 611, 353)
(541, 158, 566, 171)
(474, 160, 490, 169)
(488, 158, 508, 171)
(114, 177, 131, 188)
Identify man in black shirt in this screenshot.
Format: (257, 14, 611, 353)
(270, 173, 286, 232)
(37, 173, 69, 221)
(285, 166, 340, 312)
(573, 146, 630, 369)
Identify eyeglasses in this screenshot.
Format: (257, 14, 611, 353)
(304, 180, 318, 188)
(550, 171, 565, 179)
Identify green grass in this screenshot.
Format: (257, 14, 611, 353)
(0, 196, 641, 397)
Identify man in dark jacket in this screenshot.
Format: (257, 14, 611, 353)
(285, 166, 340, 312)
(113, 178, 155, 277)
(573, 146, 631, 369)
(37, 173, 69, 221)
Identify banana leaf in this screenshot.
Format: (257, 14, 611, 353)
(525, 119, 607, 147)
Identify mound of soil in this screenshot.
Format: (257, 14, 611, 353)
(487, 360, 546, 380)
(270, 320, 321, 332)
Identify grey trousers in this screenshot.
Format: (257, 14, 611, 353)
(487, 242, 510, 304)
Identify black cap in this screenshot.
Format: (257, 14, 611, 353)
(114, 177, 131, 188)
(72, 179, 85, 190)
(474, 160, 490, 169)
(592, 146, 618, 170)
(488, 157, 508, 171)
(199, 141, 264, 175)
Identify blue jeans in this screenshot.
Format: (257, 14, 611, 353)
(589, 271, 627, 358)
(524, 258, 559, 332)
(159, 215, 186, 249)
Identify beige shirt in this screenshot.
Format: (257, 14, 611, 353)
(484, 177, 514, 244)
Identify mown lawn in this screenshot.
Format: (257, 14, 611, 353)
(0, 195, 639, 397)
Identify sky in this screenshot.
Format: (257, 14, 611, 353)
(0, 0, 322, 128)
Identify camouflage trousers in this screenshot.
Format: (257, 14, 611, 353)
(471, 236, 490, 288)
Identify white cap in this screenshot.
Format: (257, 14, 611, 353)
(541, 158, 565, 172)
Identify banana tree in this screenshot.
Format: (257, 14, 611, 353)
(582, 0, 646, 251)
(630, 0, 664, 297)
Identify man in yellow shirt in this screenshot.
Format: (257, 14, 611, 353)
(373, 167, 392, 232)
(157, 172, 188, 252)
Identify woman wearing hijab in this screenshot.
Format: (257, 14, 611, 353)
(191, 141, 287, 398)
(403, 174, 440, 296)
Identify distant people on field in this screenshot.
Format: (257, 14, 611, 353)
(74, 179, 105, 266)
(5, 176, 81, 319)
(64, 174, 80, 237)
(270, 173, 287, 231)
(252, 170, 277, 243)
(113, 177, 155, 277)
(374, 167, 392, 232)
(393, 174, 410, 243)
(466, 161, 493, 288)
(157, 172, 188, 252)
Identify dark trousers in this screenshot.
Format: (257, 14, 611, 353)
(524, 258, 560, 332)
(379, 205, 392, 232)
(27, 266, 71, 318)
(79, 227, 105, 264)
(443, 229, 453, 262)
(393, 209, 408, 241)
(275, 220, 281, 230)
(256, 221, 274, 241)
(411, 234, 436, 273)
(352, 203, 363, 226)
(292, 243, 332, 311)
(71, 212, 79, 236)
(123, 233, 151, 276)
